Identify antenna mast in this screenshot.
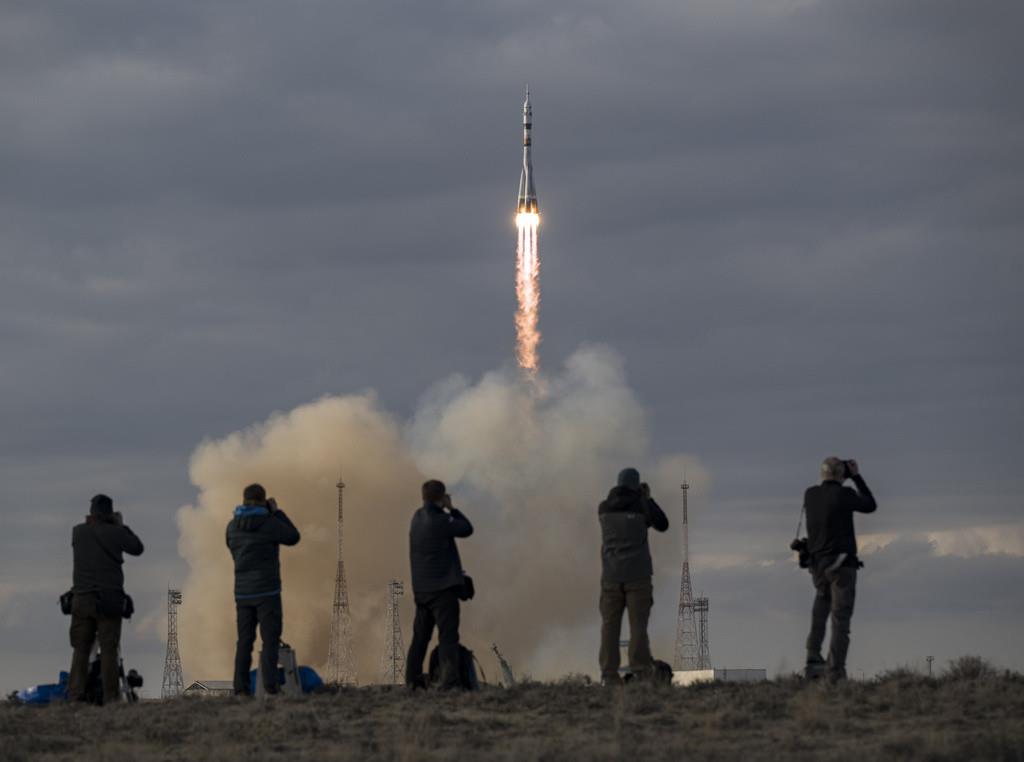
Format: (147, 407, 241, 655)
(380, 580, 406, 684)
(696, 595, 711, 669)
(673, 481, 699, 670)
(161, 588, 184, 698)
(326, 475, 357, 685)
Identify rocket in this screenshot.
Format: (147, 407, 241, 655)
(517, 86, 539, 214)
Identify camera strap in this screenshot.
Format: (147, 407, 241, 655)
(793, 506, 805, 541)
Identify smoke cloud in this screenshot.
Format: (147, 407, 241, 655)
(176, 346, 708, 682)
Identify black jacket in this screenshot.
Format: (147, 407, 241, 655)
(409, 503, 473, 595)
(805, 475, 877, 560)
(599, 486, 669, 583)
(72, 518, 144, 593)
(225, 505, 301, 600)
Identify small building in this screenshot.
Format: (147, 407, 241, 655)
(183, 680, 234, 696)
(672, 668, 767, 687)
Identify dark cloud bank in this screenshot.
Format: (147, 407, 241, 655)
(1, 0, 1022, 693)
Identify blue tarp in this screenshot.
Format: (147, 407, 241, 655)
(248, 665, 323, 694)
(15, 672, 68, 705)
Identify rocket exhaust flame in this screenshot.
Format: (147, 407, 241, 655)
(516, 212, 541, 373)
(515, 87, 540, 374)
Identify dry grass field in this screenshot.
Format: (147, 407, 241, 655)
(4, 660, 1023, 761)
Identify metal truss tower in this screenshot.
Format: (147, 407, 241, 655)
(326, 476, 357, 685)
(161, 588, 184, 698)
(695, 595, 711, 669)
(673, 480, 699, 670)
(380, 580, 406, 685)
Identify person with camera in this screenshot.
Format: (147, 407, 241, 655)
(68, 494, 145, 703)
(800, 457, 877, 682)
(598, 468, 669, 685)
(406, 479, 474, 691)
(226, 483, 300, 696)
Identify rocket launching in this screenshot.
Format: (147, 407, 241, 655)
(515, 87, 541, 374)
(517, 86, 538, 215)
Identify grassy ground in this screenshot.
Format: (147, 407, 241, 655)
(4, 665, 1024, 761)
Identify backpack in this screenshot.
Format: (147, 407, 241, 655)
(653, 659, 674, 684)
(428, 645, 480, 691)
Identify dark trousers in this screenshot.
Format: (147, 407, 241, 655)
(599, 578, 654, 681)
(68, 593, 122, 702)
(806, 565, 857, 678)
(406, 587, 461, 688)
(233, 594, 283, 694)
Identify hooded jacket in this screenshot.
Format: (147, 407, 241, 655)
(409, 503, 473, 595)
(599, 486, 669, 583)
(72, 518, 145, 593)
(226, 505, 301, 600)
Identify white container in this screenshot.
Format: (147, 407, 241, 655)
(672, 668, 767, 686)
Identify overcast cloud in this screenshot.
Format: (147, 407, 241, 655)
(1, 0, 1022, 694)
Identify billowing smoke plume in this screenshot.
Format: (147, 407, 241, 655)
(176, 346, 708, 682)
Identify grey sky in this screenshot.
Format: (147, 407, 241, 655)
(2, 0, 1022, 694)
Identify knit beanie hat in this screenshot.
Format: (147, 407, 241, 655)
(616, 468, 641, 490)
(90, 494, 114, 515)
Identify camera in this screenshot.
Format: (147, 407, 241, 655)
(790, 537, 811, 569)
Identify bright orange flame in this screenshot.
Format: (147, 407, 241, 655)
(515, 212, 541, 374)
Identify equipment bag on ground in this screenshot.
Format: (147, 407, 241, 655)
(428, 645, 480, 690)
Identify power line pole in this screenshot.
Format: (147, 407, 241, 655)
(326, 475, 357, 685)
(380, 580, 406, 685)
(926, 655, 934, 678)
(673, 480, 698, 670)
(161, 588, 184, 698)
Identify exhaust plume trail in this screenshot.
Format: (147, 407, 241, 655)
(515, 211, 540, 373)
(516, 87, 541, 374)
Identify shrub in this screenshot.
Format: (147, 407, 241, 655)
(944, 655, 997, 681)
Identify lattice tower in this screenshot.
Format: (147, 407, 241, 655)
(695, 595, 711, 669)
(380, 580, 406, 684)
(326, 476, 357, 685)
(673, 480, 699, 670)
(161, 588, 184, 698)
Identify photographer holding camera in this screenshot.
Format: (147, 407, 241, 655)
(226, 483, 300, 696)
(68, 494, 144, 703)
(406, 479, 474, 691)
(598, 468, 669, 685)
(798, 457, 876, 681)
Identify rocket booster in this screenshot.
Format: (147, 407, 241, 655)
(517, 87, 538, 214)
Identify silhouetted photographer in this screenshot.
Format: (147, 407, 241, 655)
(67, 494, 144, 703)
(226, 483, 300, 696)
(406, 480, 474, 690)
(598, 468, 669, 685)
(795, 457, 877, 681)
